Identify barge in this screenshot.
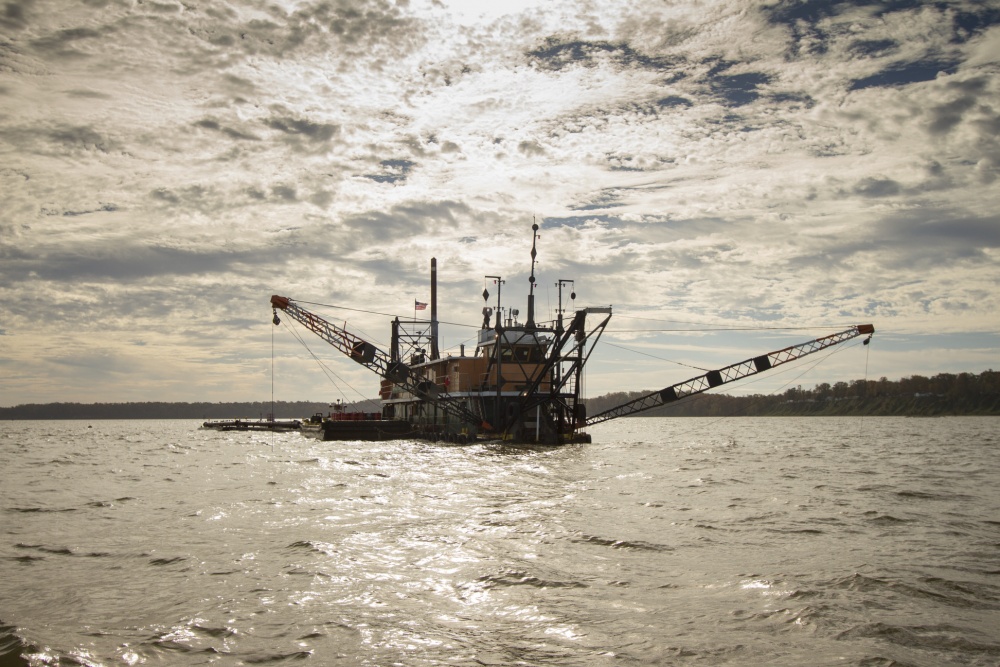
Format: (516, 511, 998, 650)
(270, 224, 874, 444)
(202, 418, 302, 432)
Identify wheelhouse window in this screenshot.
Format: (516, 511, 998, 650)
(501, 346, 545, 363)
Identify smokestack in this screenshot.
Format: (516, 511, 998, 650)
(430, 258, 440, 360)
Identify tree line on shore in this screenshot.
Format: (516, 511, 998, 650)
(0, 400, 379, 421)
(2, 370, 997, 420)
(583, 369, 1000, 417)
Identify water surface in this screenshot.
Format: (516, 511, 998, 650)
(2, 417, 998, 665)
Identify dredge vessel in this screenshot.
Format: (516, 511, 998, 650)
(271, 224, 873, 444)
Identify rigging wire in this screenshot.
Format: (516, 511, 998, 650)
(610, 312, 863, 330)
(601, 323, 873, 376)
(289, 298, 874, 425)
(271, 318, 275, 452)
(860, 334, 873, 436)
(614, 339, 867, 442)
(297, 298, 866, 337)
(281, 319, 382, 412)
(609, 325, 864, 333)
(295, 299, 479, 331)
(603, 341, 711, 373)
(293, 299, 447, 352)
(766, 338, 864, 396)
(442, 334, 481, 357)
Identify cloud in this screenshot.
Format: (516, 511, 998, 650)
(343, 199, 469, 237)
(1, 0, 998, 405)
(517, 140, 546, 157)
(853, 177, 902, 198)
(784, 208, 1000, 278)
(363, 159, 415, 184)
(264, 113, 339, 145)
(194, 118, 261, 142)
(526, 36, 677, 72)
(709, 70, 772, 107)
(849, 58, 961, 90)
(876, 210, 1000, 264)
(0, 1, 31, 30)
(1, 243, 288, 284)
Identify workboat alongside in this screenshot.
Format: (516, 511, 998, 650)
(270, 224, 874, 444)
(298, 403, 418, 441)
(202, 418, 302, 432)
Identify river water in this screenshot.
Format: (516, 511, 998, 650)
(1, 417, 998, 666)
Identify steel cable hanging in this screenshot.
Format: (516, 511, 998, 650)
(271, 318, 275, 451)
(613, 336, 871, 442)
(585, 325, 873, 426)
(602, 340, 711, 372)
(297, 299, 867, 333)
(281, 319, 381, 412)
(610, 311, 868, 332)
(860, 333, 873, 435)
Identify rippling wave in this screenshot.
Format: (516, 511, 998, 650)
(0, 621, 33, 667)
(1, 417, 998, 666)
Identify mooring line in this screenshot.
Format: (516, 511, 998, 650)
(281, 319, 381, 412)
(860, 334, 873, 438)
(271, 319, 276, 453)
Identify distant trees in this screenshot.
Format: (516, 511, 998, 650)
(583, 369, 1000, 417)
(1, 371, 997, 419)
(0, 400, 378, 420)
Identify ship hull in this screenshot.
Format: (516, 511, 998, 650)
(202, 419, 302, 432)
(306, 418, 474, 442)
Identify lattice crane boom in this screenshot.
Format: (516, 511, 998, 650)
(270, 295, 485, 428)
(585, 324, 875, 426)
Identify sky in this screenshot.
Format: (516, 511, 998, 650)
(2, 0, 999, 407)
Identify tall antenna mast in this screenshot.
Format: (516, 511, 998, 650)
(526, 220, 539, 329)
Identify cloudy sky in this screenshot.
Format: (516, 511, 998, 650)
(2, 0, 999, 407)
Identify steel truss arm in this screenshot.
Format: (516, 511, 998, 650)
(585, 324, 875, 426)
(270, 295, 485, 428)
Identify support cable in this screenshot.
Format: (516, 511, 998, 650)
(294, 299, 863, 336)
(281, 319, 381, 412)
(296, 300, 481, 330)
(271, 318, 274, 414)
(271, 318, 275, 451)
(609, 325, 869, 333)
(611, 312, 868, 331)
(617, 337, 867, 442)
(585, 325, 873, 426)
(603, 340, 711, 372)
(860, 334, 873, 436)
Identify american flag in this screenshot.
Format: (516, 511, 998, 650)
(414, 300, 428, 310)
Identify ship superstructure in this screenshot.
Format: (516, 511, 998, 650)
(377, 228, 612, 443)
(270, 224, 874, 443)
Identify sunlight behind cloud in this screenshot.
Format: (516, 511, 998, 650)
(1, 0, 998, 405)
(430, 0, 550, 26)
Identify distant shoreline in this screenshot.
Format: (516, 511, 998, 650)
(583, 370, 999, 418)
(0, 401, 368, 421)
(3, 369, 997, 419)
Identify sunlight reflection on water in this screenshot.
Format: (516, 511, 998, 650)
(1, 418, 999, 666)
